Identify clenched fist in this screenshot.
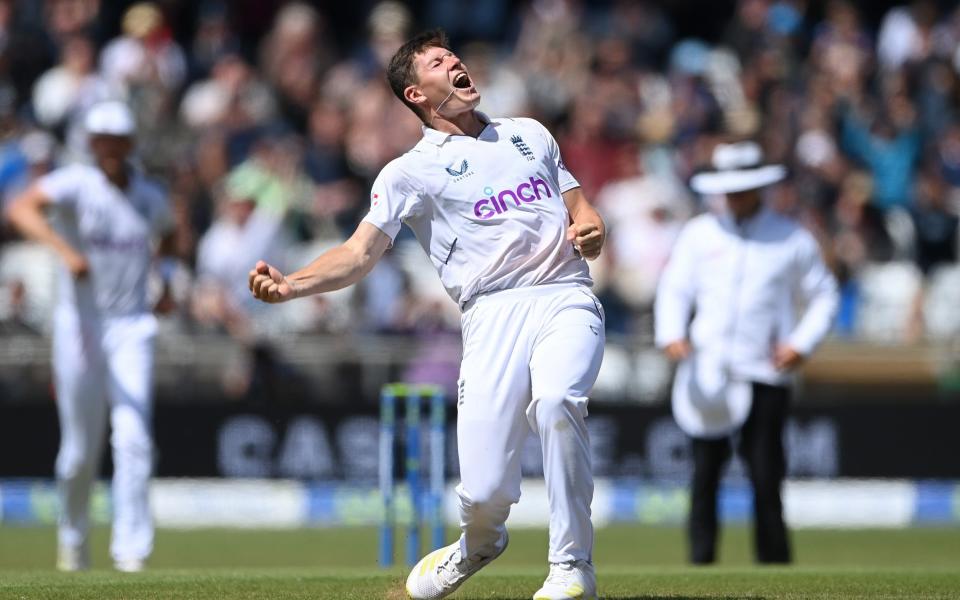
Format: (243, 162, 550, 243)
(248, 260, 297, 303)
(63, 250, 90, 280)
(663, 339, 692, 361)
(773, 345, 804, 371)
(567, 222, 603, 260)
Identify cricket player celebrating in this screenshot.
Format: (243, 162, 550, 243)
(6, 100, 172, 572)
(250, 30, 605, 600)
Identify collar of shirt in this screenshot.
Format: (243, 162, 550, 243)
(718, 204, 772, 235)
(93, 161, 143, 194)
(420, 111, 494, 146)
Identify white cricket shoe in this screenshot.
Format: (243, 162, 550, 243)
(114, 558, 145, 573)
(405, 532, 508, 600)
(56, 544, 89, 572)
(532, 560, 598, 600)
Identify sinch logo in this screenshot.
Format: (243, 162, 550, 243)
(473, 177, 552, 219)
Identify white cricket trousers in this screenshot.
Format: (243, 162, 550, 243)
(456, 283, 605, 564)
(52, 309, 157, 562)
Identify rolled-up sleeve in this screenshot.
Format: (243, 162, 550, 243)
(787, 231, 839, 355)
(655, 222, 699, 348)
(361, 161, 423, 243)
(37, 164, 84, 206)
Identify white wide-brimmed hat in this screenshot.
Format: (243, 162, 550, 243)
(690, 141, 786, 194)
(84, 101, 136, 137)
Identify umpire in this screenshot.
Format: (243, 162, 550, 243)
(655, 142, 839, 564)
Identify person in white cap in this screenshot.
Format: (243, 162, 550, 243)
(655, 141, 839, 565)
(249, 30, 605, 600)
(5, 100, 173, 572)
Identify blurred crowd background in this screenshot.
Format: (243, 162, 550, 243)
(0, 0, 958, 402)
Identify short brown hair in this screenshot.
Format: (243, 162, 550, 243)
(387, 29, 451, 123)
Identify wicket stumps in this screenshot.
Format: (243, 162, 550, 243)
(379, 383, 447, 567)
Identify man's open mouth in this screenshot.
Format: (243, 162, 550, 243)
(453, 72, 472, 89)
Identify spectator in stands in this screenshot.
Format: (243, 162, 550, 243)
(1, 129, 56, 202)
(828, 171, 895, 268)
(0, 279, 39, 335)
(595, 143, 691, 333)
(258, 2, 334, 130)
(32, 32, 114, 134)
(179, 52, 276, 130)
(936, 121, 960, 187)
(722, 0, 772, 65)
(343, 75, 422, 177)
(186, 1, 240, 80)
(905, 165, 959, 341)
(910, 165, 959, 275)
(655, 141, 839, 565)
(558, 94, 632, 202)
(303, 98, 362, 238)
(513, 0, 588, 121)
(43, 0, 100, 46)
(100, 3, 187, 98)
(0, 129, 56, 248)
(99, 2, 188, 171)
(193, 167, 290, 338)
(810, 1, 871, 99)
(877, 1, 938, 72)
(458, 42, 528, 117)
(32, 32, 117, 164)
(841, 95, 922, 212)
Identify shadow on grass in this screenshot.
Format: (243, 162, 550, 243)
(463, 597, 765, 600)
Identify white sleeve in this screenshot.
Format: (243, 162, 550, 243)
(361, 162, 423, 242)
(36, 165, 83, 207)
(530, 119, 580, 193)
(555, 147, 579, 193)
(787, 230, 839, 355)
(654, 222, 699, 347)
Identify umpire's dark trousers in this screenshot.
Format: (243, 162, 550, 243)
(688, 382, 792, 564)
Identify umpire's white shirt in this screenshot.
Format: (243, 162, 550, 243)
(362, 114, 591, 307)
(655, 207, 838, 437)
(38, 163, 172, 318)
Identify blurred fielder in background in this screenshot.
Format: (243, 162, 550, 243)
(655, 141, 839, 565)
(5, 100, 173, 572)
(250, 29, 606, 600)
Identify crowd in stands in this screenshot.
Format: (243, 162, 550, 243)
(0, 0, 958, 347)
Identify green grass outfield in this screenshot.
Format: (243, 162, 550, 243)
(0, 525, 958, 599)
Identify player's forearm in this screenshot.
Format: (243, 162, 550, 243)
(654, 282, 693, 348)
(6, 193, 80, 261)
(250, 222, 390, 303)
(788, 287, 839, 355)
(563, 187, 606, 241)
(285, 243, 376, 297)
(563, 188, 606, 259)
(570, 202, 605, 239)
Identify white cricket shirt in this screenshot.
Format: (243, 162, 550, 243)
(654, 207, 839, 437)
(38, 163, 172, 318)
(362, 115, 591, 307)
